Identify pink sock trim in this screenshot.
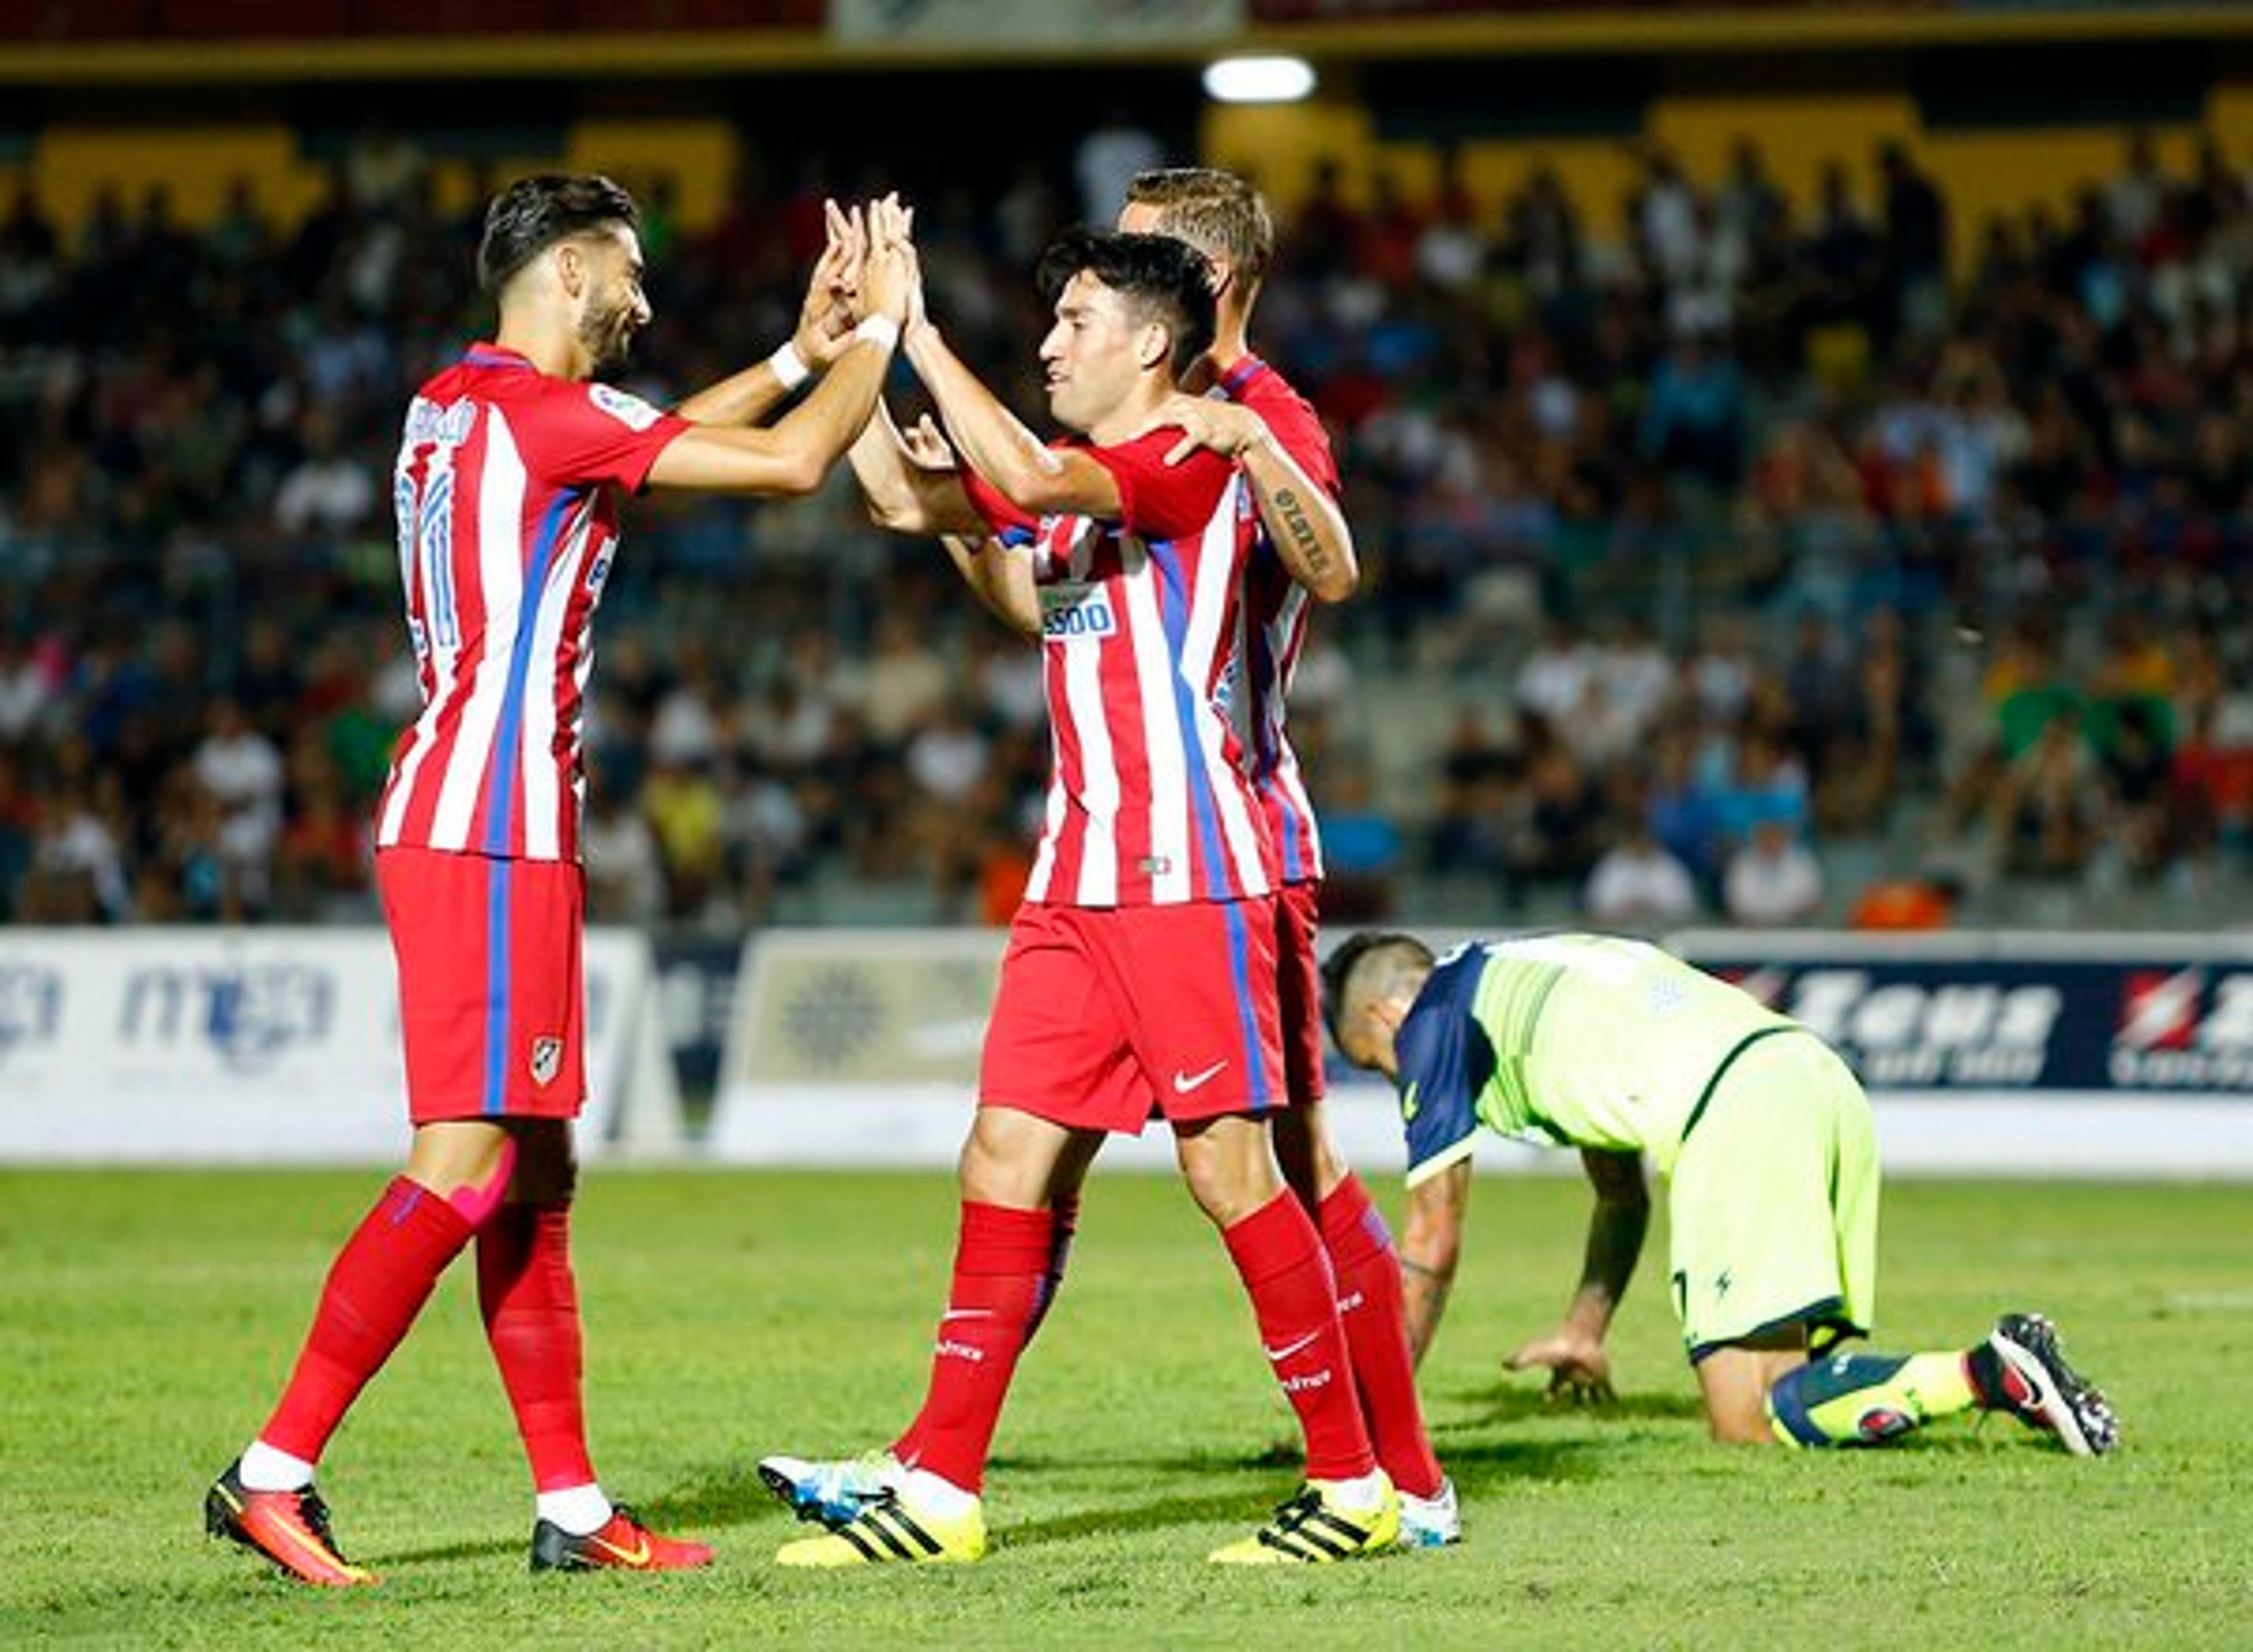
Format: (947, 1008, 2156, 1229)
(445, 1136, 518, 1228)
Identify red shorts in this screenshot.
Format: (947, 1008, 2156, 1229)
(1276, 881, 1326, 1105)
(377, 845, 586, 1124)
(980, 899, 1288, 1133)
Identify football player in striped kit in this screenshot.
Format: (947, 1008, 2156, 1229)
(760, 215, 1398, 1567)
(1117, 166, 1456, 1548)
(205, 172, 912, 1585)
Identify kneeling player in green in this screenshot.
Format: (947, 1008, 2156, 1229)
(1322, 932, 2119, 1454)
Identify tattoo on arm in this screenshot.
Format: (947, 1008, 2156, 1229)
(1271, 485, 1328, 583)
(1400, 1261, 1452, 1363)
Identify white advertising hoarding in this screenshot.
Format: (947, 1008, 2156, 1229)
(0, 928, 679, 1164)
(709, 926, 2253, 1177)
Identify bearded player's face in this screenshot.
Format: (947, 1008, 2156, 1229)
(576, 226, 652, 377)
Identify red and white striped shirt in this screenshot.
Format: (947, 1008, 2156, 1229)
(967, 431, 1274, 908)
(1222, 355, 1337, 886)
(377, 344, 689, 862)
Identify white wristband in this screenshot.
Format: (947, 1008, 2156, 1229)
(766, 339, 811, 391)
(854, 314, 901, 353)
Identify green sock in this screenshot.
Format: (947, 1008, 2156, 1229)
(1766, 1350, 1977, 1447)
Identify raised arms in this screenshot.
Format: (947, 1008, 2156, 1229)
(644, 215, 911, 497)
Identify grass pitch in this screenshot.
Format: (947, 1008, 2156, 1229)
(1, 1168, 2246, 1648)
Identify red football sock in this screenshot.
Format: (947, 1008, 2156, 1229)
(1223, 1190, 1376, 1483)
(261, 1177, 475, 1463)
(1023, 1190, 1078, 1346)
(1320, 1173, 1443, 1498)
(892, 1201, 1053, 1494)
(478, 1201, 596, 1492)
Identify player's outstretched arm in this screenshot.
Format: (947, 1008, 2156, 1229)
(1504, 1148, 1649, 1404)
(848, 405, 985, 536)
(1142, 393, 1358, 602)
(1400, 1160, 1472, 1369)
(940, 534, 1040, 638)
(848, 404, 1037, 634)
(902, 321, 1125, 520)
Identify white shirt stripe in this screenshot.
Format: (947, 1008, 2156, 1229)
(1191, 485, 1270, 895)
(1063, 618, 1119, 908)
(517, 497, 591, 860)
(428, 408, 528, 850)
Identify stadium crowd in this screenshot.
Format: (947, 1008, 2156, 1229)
(2, 124, 2252, 929)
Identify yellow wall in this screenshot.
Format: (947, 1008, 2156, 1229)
(1203, 97, 1377, 209)
(8, 120, 742, 241)
(12, 86, 2253, 256)
(566, 119, 737, 230)
(32, 126, 327, 241)
(1203, 98, 1645, 237)
(1207, 83, 2250, 276)
(1650, 92, 1918, 214)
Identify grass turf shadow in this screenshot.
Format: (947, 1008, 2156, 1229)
(361, 1534, 538, 1567)
(1459, 1380, 1710, 1426)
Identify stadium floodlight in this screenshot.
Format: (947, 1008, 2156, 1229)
(1202, 55, 1317, 104)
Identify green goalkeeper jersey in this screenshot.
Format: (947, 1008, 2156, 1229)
(1393, 934, 1798, 1184)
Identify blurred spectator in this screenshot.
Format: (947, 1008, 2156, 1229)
(1990, 710, 2101, 879)
(718, 758, 811, 919)
(1074, 103, 1164, 225)
(191, 696, 283, 916)
(1502, 725, 1604, 900)
(2105, 128, 2167, 247)
(272, 745, 370, 921)
(854, 609, 949, 752)
(641, 754, 725, 919)
(1584, 811, 1699, 933)
(6, 116, 2253, 928)
(1640, 327, 1745, 488)
(583, 767, 667, 925)
(21, 775, 131, 922)
(0, 631, 56, 743)
(1850, 869, 1957, 931)
(1723, 815, 1824, 927)
(272, 409, 376, 539)
(1315, 765, 1403, 923)
(0, 750, 33, 915)
(1877, 141, 1948, 337)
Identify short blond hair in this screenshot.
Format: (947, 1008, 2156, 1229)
(1124, 167, 1273, 290)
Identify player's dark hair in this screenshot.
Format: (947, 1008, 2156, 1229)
(1125, 167, 1274, 290)
(1320, 930, 1436, 1046)
(1035, 226, 1216, 378)
(477, 173, 640, 296)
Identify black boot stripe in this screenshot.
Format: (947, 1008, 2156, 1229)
(1290, 1521, 1352, 1558)
(1297, 1508, 1374, 1545)
(873, 1505, 945, 1555)
(1258, 1528, 1324, 1560)
(854, 1513, 917, 1560)
(835, 1524, 883, 1562)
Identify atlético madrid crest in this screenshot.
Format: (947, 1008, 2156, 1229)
(529, 1036, 563, 1087)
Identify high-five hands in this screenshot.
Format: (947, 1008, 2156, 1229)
(792, 199, 864, 370)
(858, 192, 919, 329)
(897, 412, 956, 473)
